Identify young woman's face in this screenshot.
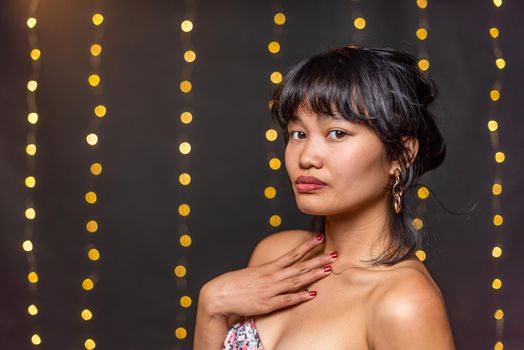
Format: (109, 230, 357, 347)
(284, 105, 396, 217)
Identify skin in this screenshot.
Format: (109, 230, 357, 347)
(194, 105, 455, 349)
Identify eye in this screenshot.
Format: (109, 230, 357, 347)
(289, 130, 306, 140)
(327, 130, 347, 140)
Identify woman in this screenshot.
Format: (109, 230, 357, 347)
(194, 46, 455, 349)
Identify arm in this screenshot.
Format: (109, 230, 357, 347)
(369, 273, 456, 350)
(193, 231, 335, 350)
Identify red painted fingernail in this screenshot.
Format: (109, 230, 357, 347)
(330, 252, 338, 259)
(323, 265, 332, 273)
(314, 233, 324, 241)
(308, 291, 317, 297)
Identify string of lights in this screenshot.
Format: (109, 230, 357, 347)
(412, 0, 432, 263)
(349, 0, 366, 46)
(487, 1, 506, 349)
(265, 1, 286, 230)
(172, 0, 196, 344)
(23, 0, 42, 346)
(80, 6, 107, 350)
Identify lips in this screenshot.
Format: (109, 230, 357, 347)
(296, 176, 327, 192)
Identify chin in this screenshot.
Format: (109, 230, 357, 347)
(295, 199, 333, 216)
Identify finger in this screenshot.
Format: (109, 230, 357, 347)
(276, 264, 332, 294)
(278, 251, 336, 280)
(267, 290, 317, 312)
(273, 233, 325, 268)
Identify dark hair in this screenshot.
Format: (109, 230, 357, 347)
(270, 46, 447, 266)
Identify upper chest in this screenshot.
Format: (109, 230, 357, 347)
(255, 275, 383, 350)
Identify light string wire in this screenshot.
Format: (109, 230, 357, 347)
(411, 0, 432, 263)
(81, 4, 107, 350)
(487, 1, 506, 349)
(173, 0, 196, 344)
(265, 1, 286, 229)
(23, 0, 43, 346)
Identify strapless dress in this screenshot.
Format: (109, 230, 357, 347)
(223, 317, 264, 350)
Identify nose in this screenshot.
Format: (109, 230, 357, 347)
(299, 137, 323, 170)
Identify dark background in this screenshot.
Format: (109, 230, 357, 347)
(1, 0, 523, 349)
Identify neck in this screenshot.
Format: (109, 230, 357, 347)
(322, 195, 392, 268)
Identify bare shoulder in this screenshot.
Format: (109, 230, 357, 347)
(368, 263, 455, 349)
(248, 229, 318, 267)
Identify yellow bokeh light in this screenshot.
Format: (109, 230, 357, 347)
(92, 13, 104, 26)
(27, 18, 37, 29)
(85, 191, 97, 204)
(25, 176, 36, 188)
(82, 278, 94, 291)
(86, 220, 98, 233)
(412, 217, 424, 230)
(85, 338, 96, 350)
(28, 271, 38, 283)
(354, 17, 366, 30)
(489, 27, 500, 39)
(88, 248, 101, 261)
(30, 49, 41, 60)
(179, 141, 191, 155)
(179, 173, 191, 186)
(269, 214, 281, 227)
(86, 133, 99, 146)
(178, 203, 191, 216)
(94, 105, 106, 118)
(269, 157, 281, 170)
(494, 308, 504, 320)
(90, 44, 102, 56)
(31, 334, 42, 345)
(25, 208, 36, 220)
(417, 186, 429, 199)
(88, 74, 101, 87)
(175, 327, 187, 339)
(492, 278, 502, 290)
(26, 144, 37, 156)
(493, 214, 503, 226)
(28, 304, 38, 316)
(27, 80, 38, 92)
(270, 71, 282, 84)
(490, 89, 501, 101)
(81, 309, 93, 321)
(180, 234, 192, 247)
(180, 80, 192, 93)
(494, 341, 504, 350)
(268, 41, 281, 54)
(264, 186, 277, 199)
(418, 59, 430, 71)
(488, 120, 498, 132)
(181, 20, 194, 32)
(274, 12, 286, 25)
(492, 246, 502, 258)
(417, 0, 428, 9)
(416, 28, 428, 40)
(22, 240, 33, 252)
(495, 58, 506, 69)
(184, 50, 196, 63)
(495, 151, 505, 163)
(90, 162, 103, 176)
(265, 129, 278, 141)
(180, 295, 192, 308)
(28, 112, 39, 124)
(180, 111, 193, 124)
(493, 0, 502, 7)
(415, 250, 426, 261)
(492, 183, 502, 196)
(174, 265, 187, 278)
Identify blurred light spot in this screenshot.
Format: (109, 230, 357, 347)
(268, 41, 280, 54)
(88, 74, 101, 87)
(496, 58, 506, 69)
(265, 129, 278, 141)
(270, 71, 282, 84)
(86, 133, 98, 146)
(495, 151, 505, 163)
(493, 214, 503, 226)
(25, 176, 36, 188)
(85, 191, 97, 204)
(489, 27, 500, 39)
(175, 327, 187, 339)
(86, 220, 98, 233)
(28, 112, 39, 124)
(25, 208, 36, 220)
(92, 13, 104, 25)
(412, 217, 424, 230)
(492, 278, 502, 290)
(180, 295, 192, 308)
(179, 173, 191, 185)
(415, 250, 426, 261)
(174, 265, 187, 278)
(84, 338, 96, 349)
(181, 20, 193, 32)
(23, 240, 33, 252)
(488, 120, 498, 132)
(417, 0, 428, 8)
(90, 163, 103, 176)
(26, 144, 37, 156)
(31, 334, 41, 345)
(28, 271, 38, 283)
(27, 80, 38, 92)
(180, 112, 193, 124)
(417, 186, 429, 199)
(492, 246, 502, 258)
(269, 214, 281, 227)
(88, 248, 100, 261)
(94, 105, 106, 118)
(492, 183, 502, 195)
(90, 44, 102, 56)
(269, 157, 281, 170)
(354, 17, 366, 30)
(184, 50, 196, 62)
(274, 12, 286, 25)
(180, 234, 192, 247)
(82, 278, 94, 291)
(30, 49, 41, 60)
(180, 80, 192, 93)
(418, 59, 430, 71)
(81, 309, 93, 321)
(28, 304, 38, 316)
(264, 186, 277, 199)
(490, 89, 501, 102)
(27, 18, 37, 29)
(178, 203, 190, 216)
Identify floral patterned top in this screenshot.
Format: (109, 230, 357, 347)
(223, 317, 264, 350)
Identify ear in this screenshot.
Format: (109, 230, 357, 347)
(389, 136, 419, 176)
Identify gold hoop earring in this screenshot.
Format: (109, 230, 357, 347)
(392, 168, 403, 214)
